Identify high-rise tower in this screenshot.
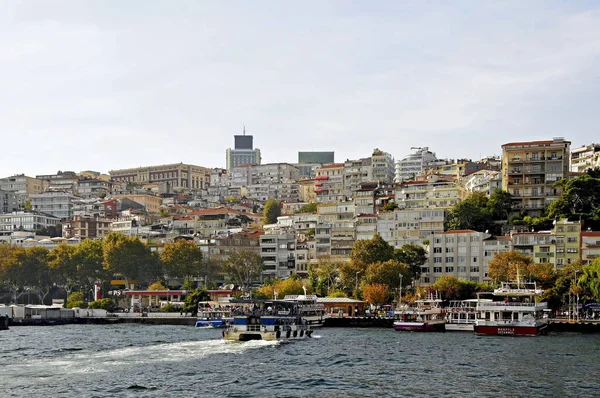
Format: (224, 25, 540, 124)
(225, 127, 262, 170)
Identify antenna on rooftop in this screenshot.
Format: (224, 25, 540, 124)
(243, 125, 246, 135)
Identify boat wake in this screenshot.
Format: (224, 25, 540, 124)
(4, 338, 280, 378)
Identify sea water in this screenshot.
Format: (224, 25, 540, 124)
(1, 324, 599, 397)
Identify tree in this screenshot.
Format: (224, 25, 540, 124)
(76, 239, 107, 294)
(256, 278, 311, 298)
(487, 189, 513, 220)
(183, 288, 210, 316)
(350, 234, 395, 267)
(487, 251, 534, 283)
(365, 259, 410, 299)
(383, 202, 399, 211)
(160, 240, 204, 285)
(103, 233, 153, 289)
(222, 251, 263, 293)
(263, 199, 281, 224)
(363, 283, 390, 307)
(580, 258, 600, 302)
(546, 172, 600, 230)
(310, 255, 343, 296)
(542, 263, 581, 311)
(66, 291, 86, 309)
(48, 244, 79, 297)
(394, 244, 428, 280)
(0, 245, 25, 303)
(445, 192, 493, 232)
(148, 281, 168, 290)
(298, 203, 318, 213)
(20, 247, 52, 304)
(433, 276, 480, 300)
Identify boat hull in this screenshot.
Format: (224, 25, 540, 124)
(223, 328, 312, 341)
(474, 324, 548, 336)
(444, 323, 474, 332)
(393, 321, 445, 332)
(195, 319, 226, 328)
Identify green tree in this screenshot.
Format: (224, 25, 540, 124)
(383, 202, 399, 211)
(20, 247, 53, 304)
(89, 298, 115, 311)
(160, 240, 204, 285)
(579, 258, 600, 302)
(311, 255, 343, 296)
(76, 239, 107, 294)
(365, 259, 410, 300)
(222, 251, 263, 293)
(48, 244, 79, 297)
(542, 263, 581, 311)
(103, 233, 153, 289)
(0, 245, 25, 303)
(487, 189, 513, 220)
(394, 244, 428, 280)
(433, 276, 480, 300)
(263, 199, 281, 224)
(298, 203, 318, 213)
(183, 288, 210, 316)
(546, 171, 600, 229)
(66, 291, 86, 309)
(350, 234, 395, 267)
(445, 192, 493, 232)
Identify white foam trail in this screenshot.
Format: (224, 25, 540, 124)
(5, 338, 280, 376)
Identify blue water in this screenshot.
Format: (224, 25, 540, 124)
(1, 325, 599, 397)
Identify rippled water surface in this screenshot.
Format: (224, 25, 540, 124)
(1, 325, 599, 397)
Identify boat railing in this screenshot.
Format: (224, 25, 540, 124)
(478, 301, 544, 308)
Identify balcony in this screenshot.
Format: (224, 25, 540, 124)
(534, 252, 554, 258)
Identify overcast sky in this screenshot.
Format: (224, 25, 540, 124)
(2, 1, 600, 177)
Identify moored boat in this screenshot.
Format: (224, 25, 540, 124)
(445, 299, 490, 332)
(223, 314, 312, 341)
(474, 281, 549, 336)
(393, 290, 445, 332)
(195, 302, 231, 328)
(281, 294, 327, 327)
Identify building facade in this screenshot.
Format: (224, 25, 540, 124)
(226, 131, 261, 170)
(298, 151, 334, 164)
(109, 163, 210, 191)
(502, 137, 571, 216)
(30, 191, 82, 220)
(395, 147, 438, 182)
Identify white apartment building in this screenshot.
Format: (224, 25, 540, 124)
(377, 208, 445, 248)
(371, 149, 395, 183)
(0, 211, 60, 235)
(462, 170, 502, 196)
(395, 147, 438, 182)
(395, 177, 464, 210)
(343, 158, 372, 199)
(570, 144, 600, 173)
(260, 231, 296, 279)
(30, 191, 82, 220)
(423, 230, 512, 285)
(356, 214, 378, 241)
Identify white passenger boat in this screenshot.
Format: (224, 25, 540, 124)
(223, 314, 312, 342)
(281, 294, 327, 327)
(393, 290, 445, 332)
(474, 281, 549, 336)
(445, 299, 490, 332)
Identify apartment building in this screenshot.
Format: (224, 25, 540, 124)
(62, 215, 112, 239)
(462, 170, 502, 196)
(423, 230, 512, 285)
(553, 218, 582, 267)
(395, 176, 464, 210)
(395, 147, 438, 182)
(110, 163, 210, 191)
(570, 143, 600, 173)
(30, 191, 82, 220)
(343, 158, 372, 199)
(314, 163, 345, 203)
(0, 211, 60, 234)
(377, 208, 445, 248)
(77, 178, 112, 198)
(260, 231, 296, 279)
(114, 193, 162, 215)
(581, 231, 600, 265)
(0, 190, 19, 213)
(502, 137, 571, 216)
(371, 148, 395, 183)
(0, 174, 45, 196)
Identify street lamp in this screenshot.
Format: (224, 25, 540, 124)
(355, 271, 361, 299)
(398, 273, 403, 306)
(574, 270, 580, 322)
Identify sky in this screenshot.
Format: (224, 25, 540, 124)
(2, 1, 600, 177)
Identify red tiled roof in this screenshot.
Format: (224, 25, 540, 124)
(581, 231, 600, 236)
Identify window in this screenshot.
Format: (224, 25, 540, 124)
(458, 256, 466, 263)
(433, 267, 442, 273)
(445, 247, 454, 253)
(539, 246, 550, 253)
(567, 237, 577, 243)
(472, 257, 478, 263)
(446, 257, 454, 263)
(567, 248, 578, 253)
(445, 267, 454, 273)
(470, 266, 479, 273)
(458, 267, 467, 273)
(433, 247, 442, 253)
(434, 257, 442, 263)
(446, 237, 454, 243)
